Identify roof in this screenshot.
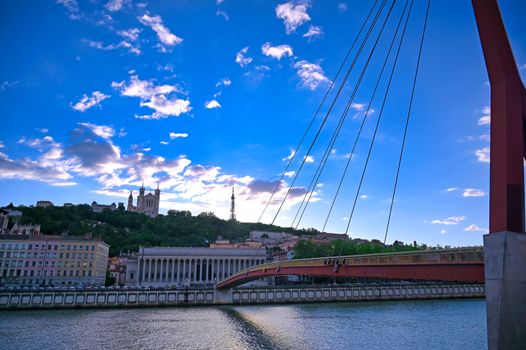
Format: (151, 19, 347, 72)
(139, 246, 266, 257)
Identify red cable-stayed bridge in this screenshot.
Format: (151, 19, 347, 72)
(216, 248, 484, 289)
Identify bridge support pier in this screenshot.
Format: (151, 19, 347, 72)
(214, 288, 232, 305)
(484, 232, 526, 349)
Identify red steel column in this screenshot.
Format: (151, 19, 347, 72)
(472, 0, 525, 234)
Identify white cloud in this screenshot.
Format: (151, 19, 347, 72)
(431, 216, 466, 225)
(160, 141, 169, 145)
(169, 132, 188, 139)
(112, 74, 191, 119)
(462, 188, 485, 197)
(216, 10, 229, 21)
(304, 155, 314, 163)
(445, 187, 458, 192)
(71, 91, 110, 112)
(520, 64, 526, 71)
(3, 125, 317, 222)
(51, 182, 77, 187)
(478, 106, 490, 125)
(464, 224, 488, 233)
(261, 42, 293, 60)
(85, 39, 141, 55)
(338, 3, 348, 12)
(215, 78, 232, 87)
(475, 147, 490, 163)
(360, 194, 369, 200)
(0, 80, 19, 91)
(351, 102, 366, 111)
(105, 0, 126, 12)
(235, 47, 253, 67)
(440, 229, 446, 234)
(78, 122, 115, 139)
(283, 171, 296, 178)
(117, 28, 141, 41)
(283, 149, 295, 161)
(139, 14, 183, 48)
(276, 1, 311, 34)
(294, 60, 330, 90)
(303, 25, 323, 40)
(56, 0, 80, 20)
(205, 99, 221, 109)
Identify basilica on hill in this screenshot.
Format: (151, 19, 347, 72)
(127, 183, 160, 218)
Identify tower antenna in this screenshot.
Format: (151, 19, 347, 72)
(229, 187, 236, 221)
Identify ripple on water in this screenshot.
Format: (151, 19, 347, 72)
(0, 299, 487, 350)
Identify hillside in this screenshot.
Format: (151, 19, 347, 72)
(7, 204, 320, 256)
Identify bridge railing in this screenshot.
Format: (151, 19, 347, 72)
(218, 247, 484, 280)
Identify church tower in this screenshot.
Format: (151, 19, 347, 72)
(229, 187, 236, 221)
(127, 190, 134, 212)
(137, 182, 145, 212)
(154, 182, 161, 215)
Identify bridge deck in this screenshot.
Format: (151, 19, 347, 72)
(216, 248, 485, 289)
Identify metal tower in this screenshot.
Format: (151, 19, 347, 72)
(229, 187, 236, 221)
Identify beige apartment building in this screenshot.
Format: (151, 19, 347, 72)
(0, 234, 109, 287)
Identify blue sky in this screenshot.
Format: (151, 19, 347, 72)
(1, 0, 525, 247)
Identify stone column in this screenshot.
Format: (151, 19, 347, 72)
(193, 259, 197, 283)
(171, 259, 175, 283)
(176, 259, 181, 284)
(211, 259, 215, 282)
(159, 259, 164, 284)
(141, 258, 146, 283)
(153, 259, 158, 282)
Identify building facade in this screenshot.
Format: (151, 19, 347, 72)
(127, 184, 160, 218)
(36, 200, 53, 208)
(91, 201, 118, 213)
(124, 247, 267, 287)
(0, 235, 109, 287)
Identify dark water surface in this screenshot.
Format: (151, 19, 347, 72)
(0, 299, 487, 350)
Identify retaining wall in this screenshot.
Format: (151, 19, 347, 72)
(0, 284, 484, 310)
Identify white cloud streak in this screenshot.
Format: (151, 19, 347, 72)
(71, 91, 110, 112)
(294, 60, 330, 90)
(261, 42, 294, 60)
(139, 14, 183, 48)
(235, 47, 253, 67)
(431, 216, 466, 225)
(275, 1, 311, 34)
(462, 188, 485, 197)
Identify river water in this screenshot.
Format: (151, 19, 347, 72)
(0, 299, 486, 350)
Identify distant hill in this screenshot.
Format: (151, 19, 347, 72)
(10, 204, 320, 256)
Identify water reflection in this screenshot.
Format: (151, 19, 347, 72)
(0, 299, 486, 350)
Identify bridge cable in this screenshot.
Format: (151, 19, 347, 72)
(257, 0, 382, 223)
(291, 0, 410, 230)
(344, 0, 417, 237)
(268, 0, 396, 227)
(320, 0, 413, 234)
(250, 0, 387, 266)
(383, 0, 431, 244)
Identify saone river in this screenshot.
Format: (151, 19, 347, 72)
(0, 299, 486, 350)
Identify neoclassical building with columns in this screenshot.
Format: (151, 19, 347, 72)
(124, 247, 267, 287)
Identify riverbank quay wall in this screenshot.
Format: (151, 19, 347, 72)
(0, 284, 484, 310)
